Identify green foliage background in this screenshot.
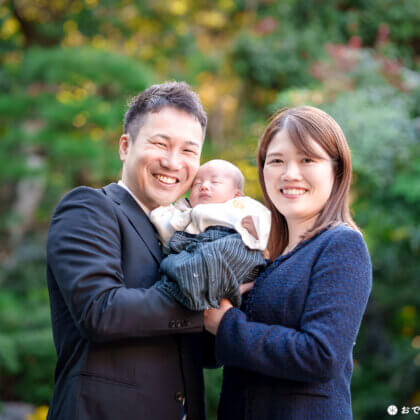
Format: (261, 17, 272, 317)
(0, 0, 419, 419)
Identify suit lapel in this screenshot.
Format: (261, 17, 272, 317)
(102, 183, 162, 263)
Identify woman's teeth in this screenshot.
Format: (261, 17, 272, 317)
(281, 189, 306, 195)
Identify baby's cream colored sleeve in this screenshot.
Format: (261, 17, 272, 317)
(189, 197, 271, 250)
(150, 205, 179, 248)
(231, 197, 271, 251)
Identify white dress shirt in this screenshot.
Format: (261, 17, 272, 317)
(117, 180, 151, 217)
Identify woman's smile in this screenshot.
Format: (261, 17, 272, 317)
(280, 187, 308, 199)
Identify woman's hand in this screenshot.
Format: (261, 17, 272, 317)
(204, 299, 233, 335)
(204, 282, 255, 335)
(239, 281, 255, 295)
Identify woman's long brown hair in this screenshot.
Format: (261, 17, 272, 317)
(257, 106, 360, 261)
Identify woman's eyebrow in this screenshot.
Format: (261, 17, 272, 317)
(297, 150, 324, 158)
(266, 152, 283, 158)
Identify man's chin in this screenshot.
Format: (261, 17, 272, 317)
(154, 194, 182, 208)
(150, 185, 190, 207)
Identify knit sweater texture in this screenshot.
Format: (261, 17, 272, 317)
(215, 224, 372, 420)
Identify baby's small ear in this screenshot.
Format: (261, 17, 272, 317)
(234, 190, 244, 198)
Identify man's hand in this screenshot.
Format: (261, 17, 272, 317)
(241, 215, 259, 240)
(204, 282, 255, 335)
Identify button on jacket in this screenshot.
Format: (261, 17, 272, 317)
(46, 183, 207, 420)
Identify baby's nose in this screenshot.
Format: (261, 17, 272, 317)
(200, 180, 211, 190)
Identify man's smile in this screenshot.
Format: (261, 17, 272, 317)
(154, 174, 179, 185)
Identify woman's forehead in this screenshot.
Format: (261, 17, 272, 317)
(268, 129, 328, 158)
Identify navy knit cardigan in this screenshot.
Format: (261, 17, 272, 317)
(215, 224, 372, 420)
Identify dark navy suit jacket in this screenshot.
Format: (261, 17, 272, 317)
(46, 183, 207, 420)
(215, 225, 372, 420)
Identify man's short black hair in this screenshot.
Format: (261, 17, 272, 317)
(123, 81, 207, 141)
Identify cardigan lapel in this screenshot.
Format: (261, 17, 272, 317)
(102, 183, 163, 263)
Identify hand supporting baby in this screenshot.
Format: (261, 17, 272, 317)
(241, 215, 259, 240)
(203, 282, 255, 335)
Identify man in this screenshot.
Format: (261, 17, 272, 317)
(46, 81, 208, 420)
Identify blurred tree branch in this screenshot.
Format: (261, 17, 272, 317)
(10, 0, 61, 46)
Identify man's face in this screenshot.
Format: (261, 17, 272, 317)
(120, 107, 204, 211)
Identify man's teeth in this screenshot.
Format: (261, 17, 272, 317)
(282, 189, 306, 195)
(155, 175, 177, 184)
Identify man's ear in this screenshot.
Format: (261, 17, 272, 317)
(119, 134, 131, 162)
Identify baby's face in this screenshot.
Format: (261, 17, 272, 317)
(189, 163, 240, 207)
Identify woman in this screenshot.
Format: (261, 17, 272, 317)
(204, 106, 372, 419)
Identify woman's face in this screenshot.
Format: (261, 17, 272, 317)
(263, 129, 335, 226)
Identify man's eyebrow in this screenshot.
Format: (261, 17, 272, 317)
(150, 134, 170, 140)
(184, 140, 201, 148)
(150, 135, 200, 148)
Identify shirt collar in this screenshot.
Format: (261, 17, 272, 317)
(118, 180, 151, 217)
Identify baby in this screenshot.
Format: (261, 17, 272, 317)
(151, 159, 271, 311)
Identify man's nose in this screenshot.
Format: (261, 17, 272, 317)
(161, 151, 182, 171)
(281, 161, 303, 181)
